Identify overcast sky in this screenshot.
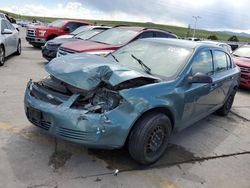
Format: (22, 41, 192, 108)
(1, 0, 250, 33)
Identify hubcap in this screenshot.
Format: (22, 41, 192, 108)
(146, 126, 165, 154)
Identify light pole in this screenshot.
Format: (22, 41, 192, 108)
(192, 16, 201, 39)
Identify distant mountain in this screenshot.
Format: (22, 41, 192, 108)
(214, 30, 250, 38)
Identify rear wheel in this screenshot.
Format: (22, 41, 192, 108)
(15, 40, 21, 55)
(128, 112, 172, 165)
(0, 46, 5, 66)
(216, 90, 236, 116)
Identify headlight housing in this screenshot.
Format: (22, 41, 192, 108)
(38, 30, 46, 37)
(71, 89, 122, 113)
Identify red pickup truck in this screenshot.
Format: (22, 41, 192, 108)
(26, 19, 90, 47)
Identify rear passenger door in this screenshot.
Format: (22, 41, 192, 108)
(4, 20, 18, 53)
(1, 20, 12, 56)
(212, 50, 234, 106)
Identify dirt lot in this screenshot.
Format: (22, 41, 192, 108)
(0, 28, 249, 188)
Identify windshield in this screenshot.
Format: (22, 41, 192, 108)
(48, 20, 65, 28)
(74, 29, 104, 40)
(70, 26, 91, 35)
(89, 28, 139, 45)
(233, 46, 250, 58)
(107, 40, 193, 79)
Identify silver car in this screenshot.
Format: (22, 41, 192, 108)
(0, 18, 21, 66)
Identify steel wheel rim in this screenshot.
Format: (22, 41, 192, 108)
(145, 125, 166, 156)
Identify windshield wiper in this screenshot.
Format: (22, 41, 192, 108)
(109, 52, 119, 63)
(131, 54, 151, 74)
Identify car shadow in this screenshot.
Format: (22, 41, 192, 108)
(4, 111, 240, 182)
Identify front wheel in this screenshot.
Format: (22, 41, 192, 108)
(128, 112, 172, 165)
(216, 90, 236, 116)
(0, 46, 5, 66)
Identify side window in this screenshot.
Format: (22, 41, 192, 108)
(192, 51, 213, 75)
(138, 31, 154, 39)
(214, 51, 229, 72)
(4, 20, 15, 31)
(154, 32, 176, 38)
(226, 54, 232, 68)
(65, 22, 79, 32)
(1, 20, 8, 32)
(77, 23, 88, 27)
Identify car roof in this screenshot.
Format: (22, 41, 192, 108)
(141, 38, 223, 50)
(113, 26, 175, 36)
(114, 26, 146, 31)
(61, 19, 90, 24)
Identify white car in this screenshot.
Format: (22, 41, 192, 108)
(0, 18, 21, 66)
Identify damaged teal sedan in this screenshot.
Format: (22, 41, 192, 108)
(24, 38, 240, 164)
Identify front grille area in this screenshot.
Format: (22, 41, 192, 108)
(27, 29, 36, 37)
(26, 107, 51, 131)
(56, 127, 97, 141)
(46, 42, 60, 50)
(239, 66, 250, 73)
(30, 83, 70, 105)
(58, 48, 75, 56)
(241, 74, 250, 80)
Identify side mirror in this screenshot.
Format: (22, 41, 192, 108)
(188, 72, 213, 84)
(2, 29, 13, 35)
(64, 26, 70, 32)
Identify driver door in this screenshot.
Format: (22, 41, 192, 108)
(181, 50, 218, 128)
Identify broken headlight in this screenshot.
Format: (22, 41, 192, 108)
(72, 89, 122, 113)
(91, 90, 122, 112)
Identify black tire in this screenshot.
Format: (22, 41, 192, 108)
(128, 112, 172, 165)
(216, 90, 236, 116)
(15, 40, 21, 55)
(0, 46, 5, 66)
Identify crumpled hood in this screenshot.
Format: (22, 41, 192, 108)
(45, 53, 159, 91)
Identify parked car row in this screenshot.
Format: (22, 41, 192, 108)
(23, 19, 243, 164)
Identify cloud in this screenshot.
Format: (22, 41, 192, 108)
(2, 0, 250, 33)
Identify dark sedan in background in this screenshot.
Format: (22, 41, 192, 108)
(42, 26, 110, 61)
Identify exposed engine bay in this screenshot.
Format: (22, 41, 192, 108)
(30, 75, 158, 113)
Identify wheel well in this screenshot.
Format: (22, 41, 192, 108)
(125, 107, 175, 146)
